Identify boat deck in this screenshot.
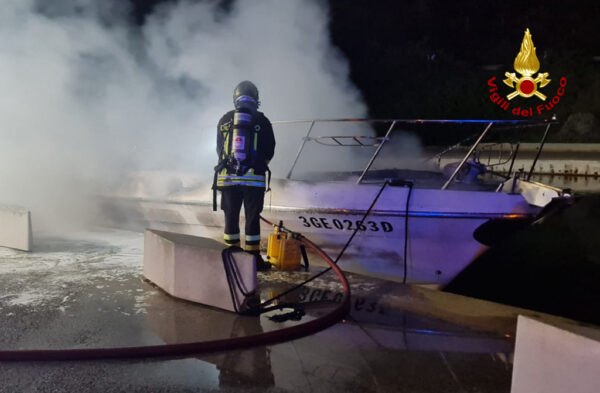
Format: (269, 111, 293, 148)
(0, 229, 573, 392)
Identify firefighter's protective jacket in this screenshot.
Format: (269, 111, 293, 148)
(216, 110, 275, 188)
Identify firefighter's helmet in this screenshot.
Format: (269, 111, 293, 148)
(233, 81, 259, 110)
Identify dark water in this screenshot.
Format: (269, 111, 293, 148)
(446, 194, 600, 326)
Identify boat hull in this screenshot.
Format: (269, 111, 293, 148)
(99, 173, 538, 285)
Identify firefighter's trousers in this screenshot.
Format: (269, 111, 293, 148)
(220, 186, 265, 253)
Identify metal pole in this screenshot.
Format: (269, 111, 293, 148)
(442, 122, 494, 190)
(286, 120, 316, 180)
(357, 120, 396, 184)
(507, 142, 520, 177)
(527, 123, 552, 181)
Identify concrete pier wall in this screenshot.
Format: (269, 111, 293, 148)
(143, 229, 256, 313)
(0, 205, 32, 251)
(511, 315, 600, 393)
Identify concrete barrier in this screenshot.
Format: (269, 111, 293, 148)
(511, 315, 600, 393)
(0, 205, 32, 251)
(143, 229, 256, 313)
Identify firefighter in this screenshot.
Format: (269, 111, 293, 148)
(214, 81, 275, 271)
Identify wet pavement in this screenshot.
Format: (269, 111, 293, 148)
(0, 229, 517, 392)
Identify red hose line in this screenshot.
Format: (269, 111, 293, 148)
(0, 228, 350, 362)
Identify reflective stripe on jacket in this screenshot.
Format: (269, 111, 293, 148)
(216, 171, 266, 187)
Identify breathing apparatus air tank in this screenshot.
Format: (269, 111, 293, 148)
(231, 109, 253, 174)
(229, 81, 260, 175)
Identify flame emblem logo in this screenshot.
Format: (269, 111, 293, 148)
(503, 28, 550, 100)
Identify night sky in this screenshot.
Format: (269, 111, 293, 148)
(327, 0, 600, 120)
(129, 0, 600, 139)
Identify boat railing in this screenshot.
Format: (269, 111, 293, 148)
(475, 142, 516, 168)
(273, 118, 558, 189)
(308, 135, 389, 147)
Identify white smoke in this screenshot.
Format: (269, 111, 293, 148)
(0, 0, 368, 232)
(142, 0, 372, 175)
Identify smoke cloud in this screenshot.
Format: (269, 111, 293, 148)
(0, 0, 369, 232)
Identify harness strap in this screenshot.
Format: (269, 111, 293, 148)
(212, 160, 228, 211)
(265, 166, 272, 193)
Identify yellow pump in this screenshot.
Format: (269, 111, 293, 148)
(266, 222, 302, 270)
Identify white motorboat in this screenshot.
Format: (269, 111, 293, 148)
(100, 119, 569, 286)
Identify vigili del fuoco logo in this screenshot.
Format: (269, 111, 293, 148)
(487, 28, 567, 117)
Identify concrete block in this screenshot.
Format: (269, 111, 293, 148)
(511, 315, 600, 393)
(143, 229, 256, 313)
(0, 205, 32, 251)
